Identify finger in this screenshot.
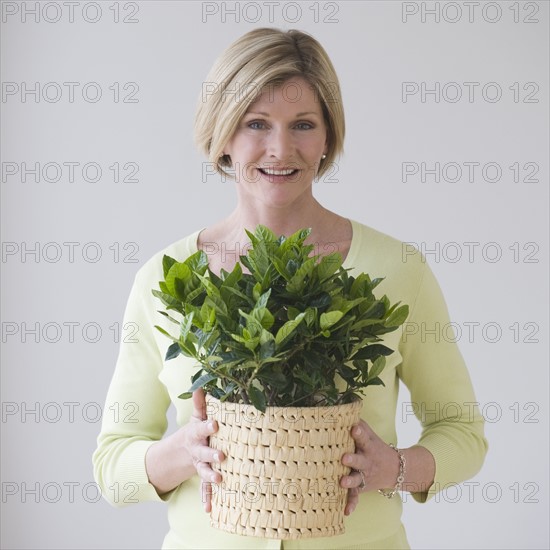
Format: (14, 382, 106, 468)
(191, 445, 225, 467)
(191, 388, 207, 421)
(350, 421, 369, 452)
(342, 451, 366, 472)
(200, 479, 213, 513)
(340, 469, 365, 490)
(195, 460, 222, 484)
(344, 488, 359, 516)
(190, 419, 219, 441)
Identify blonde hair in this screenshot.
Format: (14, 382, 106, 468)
(194, 28, 345, 179)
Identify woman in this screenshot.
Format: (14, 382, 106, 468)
(93, 28, 488, 549)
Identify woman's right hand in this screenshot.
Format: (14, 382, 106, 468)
(145, 388, 224, 512)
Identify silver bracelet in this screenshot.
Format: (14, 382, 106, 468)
(378, 444, 406, 499)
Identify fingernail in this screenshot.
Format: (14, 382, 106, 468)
(208, 421, 214, 430)
(214, 452, 221, 461)
(343, 455, 352, 465)
(355, 426, 362, 436)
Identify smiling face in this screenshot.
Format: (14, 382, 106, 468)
(223, 77, 328, 209)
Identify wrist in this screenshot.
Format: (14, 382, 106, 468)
(146, 436, 192, 495)
(378, 444, 406, 499)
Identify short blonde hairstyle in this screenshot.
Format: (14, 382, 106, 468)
(194, 28, 345, 179)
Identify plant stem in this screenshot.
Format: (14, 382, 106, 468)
(240, 389, 250, 404)
(268, 386, 277, 406)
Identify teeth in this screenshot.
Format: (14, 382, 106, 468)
(261, 168, 297, 175)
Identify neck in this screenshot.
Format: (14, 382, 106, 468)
(226, 199, 330, 242)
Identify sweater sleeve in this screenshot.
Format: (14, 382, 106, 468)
(397, 255, 489, 503)
(92, 266, 172, 507)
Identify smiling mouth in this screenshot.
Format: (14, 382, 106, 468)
(258, 168, 300, 177)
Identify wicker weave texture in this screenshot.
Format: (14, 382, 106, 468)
(205, 395, 363, 539)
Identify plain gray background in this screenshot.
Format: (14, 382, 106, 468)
(1, 1, 548, 548)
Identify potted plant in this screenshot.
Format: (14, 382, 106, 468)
(152, 226, 409, 539)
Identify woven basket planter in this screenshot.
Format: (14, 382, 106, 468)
(205, 394, 363, 540)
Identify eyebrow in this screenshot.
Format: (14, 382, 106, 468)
(245, 111, 320, 117)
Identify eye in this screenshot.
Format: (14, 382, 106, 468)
(295, 122, 314, 130)
(247, 120, 266, 130)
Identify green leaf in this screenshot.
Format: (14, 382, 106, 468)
(165, 342, 181, 361)
(221, 262, 243, 288)
(254, 224, 278, 243)
(271, 256, 292, 280)
(239, 255, 254, 273)
(230, 333, 247, 344)
(196, 273, 221, 298)
(317, 252, 343, 281)
(152, 289, 183, 311)
(309, 292, 332, 309)
(188, 372, 217, 393)
(361, 301, 385, 318)
(259, 338, 275, 360)
(258, 367, 287, 388)
(204, 294, 228, 316)
(245, 228, 259, 246)
(368, 356, 386, 380)
(157, 310, 181, 325)
(255, 288, 271, 309)
(351, 318, 384, 330)
(303, 307, 316, 326)
(180, 312, 194, 341)
(287, 258, 315, 294)
(287, 227, 312, 243)
(252, 282, 263, 302)
(371, 277, 384, 289)
(320, 310, 344, 330)
(207, 269, 223, 289)
(248, 386, 266, 412)
(222, 285, 255, 307)
(238, 309, 263, 336)
(253, 307, 275, 331)
(337, 363, 356, 381)
(331, 296, 366, 315)
(386, 304, 409, 327)
(159, 281, 170, 294)
(185, 250, 209, 274)
(154, 325, 178, 343)
(243, 336, 260, 351)
(352, 344, 394, 360)
(259, 328, 275, 344)
(177, 340, 197, 358)
(275, 313, 305, 346)
(162, 255, 177, 278)
(186, 286, 205, 305)
(287, 306, 300, 320)
(165, 263, 192, 298)
(286, 259, 299, 276)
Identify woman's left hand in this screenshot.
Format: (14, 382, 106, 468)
(340, 419, 400, 515)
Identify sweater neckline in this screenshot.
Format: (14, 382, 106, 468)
(192, 218, 361, 268)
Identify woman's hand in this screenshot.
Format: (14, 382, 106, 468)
(340, 420, 400, 516)
(145, 388, 224, 512)
(340, 420, 436, 515)
(185, 388, 225, 512)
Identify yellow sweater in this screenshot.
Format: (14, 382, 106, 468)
(93, 219, 488, 549)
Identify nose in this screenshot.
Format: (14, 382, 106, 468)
(266, 127, 294, 161)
